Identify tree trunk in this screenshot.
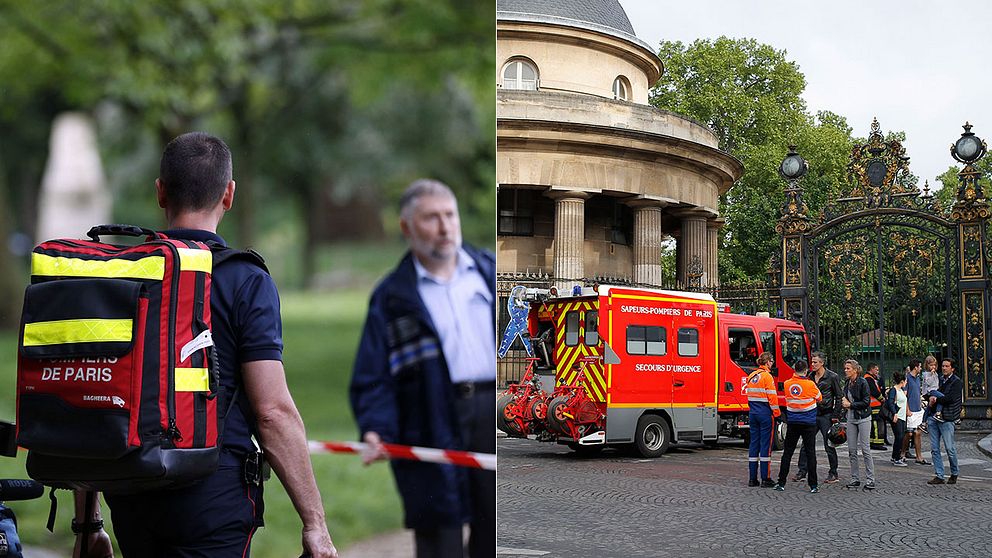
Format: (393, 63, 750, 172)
(0, 186, 25, 330)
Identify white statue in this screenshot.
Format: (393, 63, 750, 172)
(36, 112, 111, 242)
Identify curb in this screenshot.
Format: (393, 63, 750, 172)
(977, 432, 992, 459)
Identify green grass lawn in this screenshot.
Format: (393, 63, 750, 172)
(0, 288, 403, 556)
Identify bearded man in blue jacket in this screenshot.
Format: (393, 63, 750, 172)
(350, 179, 496, 558)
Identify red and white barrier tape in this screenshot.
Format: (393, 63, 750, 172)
(308, 440, 496, 471)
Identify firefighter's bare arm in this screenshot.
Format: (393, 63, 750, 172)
(71, 490, 113, 558)
(243, 360, 339, 558)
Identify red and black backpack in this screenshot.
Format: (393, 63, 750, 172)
(16, 224, 255, 492)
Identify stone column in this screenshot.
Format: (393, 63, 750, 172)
(548, 190, 589, 291)
(676, 212, 710, 289)
(707, 218, 725, 288)
(628, 199, 667, 287)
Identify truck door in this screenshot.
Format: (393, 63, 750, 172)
(777, 327, 810, 379)
(759, 331, 782, 392)
(671, 325, 705, 434)
(726, 327, 759, 395)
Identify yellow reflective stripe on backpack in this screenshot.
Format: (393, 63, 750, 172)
(177, 249, 212, 273)
(32, 253, 165, 280)
(175, 368, 210, 392)
(22, 319, 133, 346)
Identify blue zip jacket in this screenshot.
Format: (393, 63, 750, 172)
(349, 245, 495, 529)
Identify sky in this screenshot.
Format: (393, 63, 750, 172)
(621, 0, 992, 190)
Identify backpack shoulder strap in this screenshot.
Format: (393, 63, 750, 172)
(208, 243, 269, 274)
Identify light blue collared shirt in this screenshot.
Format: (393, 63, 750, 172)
(413, 248, 495, 383)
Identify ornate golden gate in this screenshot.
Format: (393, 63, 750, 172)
(775, 119, 992, 420)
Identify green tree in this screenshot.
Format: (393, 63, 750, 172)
(650, 38, 856, 281)
(0, 0, 495, 306)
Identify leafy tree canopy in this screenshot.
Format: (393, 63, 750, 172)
(652, 37, 860, 282)
(0, 0, 495, 308)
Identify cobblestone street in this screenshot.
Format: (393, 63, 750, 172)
(497, 432, 992, 557)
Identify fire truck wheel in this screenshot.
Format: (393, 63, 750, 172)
(497, 394, 517, 435)
(546, 395, 571, 437)
(634, 415, 671, 458)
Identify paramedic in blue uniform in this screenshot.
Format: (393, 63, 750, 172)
(73, 132, 337, 558)
(746, 352, 781, 487)
(350, 179, 496, 558)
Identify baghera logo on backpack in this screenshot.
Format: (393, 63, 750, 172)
(16, 224, 227, 493)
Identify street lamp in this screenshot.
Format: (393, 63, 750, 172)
(777, 146, 811, 233)
(779, 146, 808, 181)
(950, 123, 988, 207)
(951, 122, 986, 165)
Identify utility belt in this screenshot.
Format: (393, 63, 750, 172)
(453, 380, 496, 399)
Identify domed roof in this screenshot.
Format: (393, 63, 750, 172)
(497, 0, 635, 36)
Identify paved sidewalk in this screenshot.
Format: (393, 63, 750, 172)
(499, 430, 992, 557)
(341, 529, 414, 558)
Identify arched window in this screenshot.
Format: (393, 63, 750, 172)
(502, 59, 538, 90)
(613, 76, 631, 100)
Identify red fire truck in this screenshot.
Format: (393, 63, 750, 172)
(497, 285, 811, 457)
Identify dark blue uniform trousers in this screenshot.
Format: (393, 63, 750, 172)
(106, 464, 263, 558)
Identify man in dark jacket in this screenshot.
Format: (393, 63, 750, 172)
(350, 179, 496, 558)
(795, 352, 844, 483)
(926, 358, 963, 485)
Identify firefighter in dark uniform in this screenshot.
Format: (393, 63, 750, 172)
(865, 362, 887, 449)
(73, 133, 337, 558)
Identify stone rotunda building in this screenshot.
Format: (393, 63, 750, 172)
(496, 0, 743, 295)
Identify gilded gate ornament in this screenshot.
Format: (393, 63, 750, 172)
(783, 237, 802, 286)
(890, 234, 933, 300)
(847, 118, 916, 203)
(823, 238, 869, 301)
(963, 292, 988, 399)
